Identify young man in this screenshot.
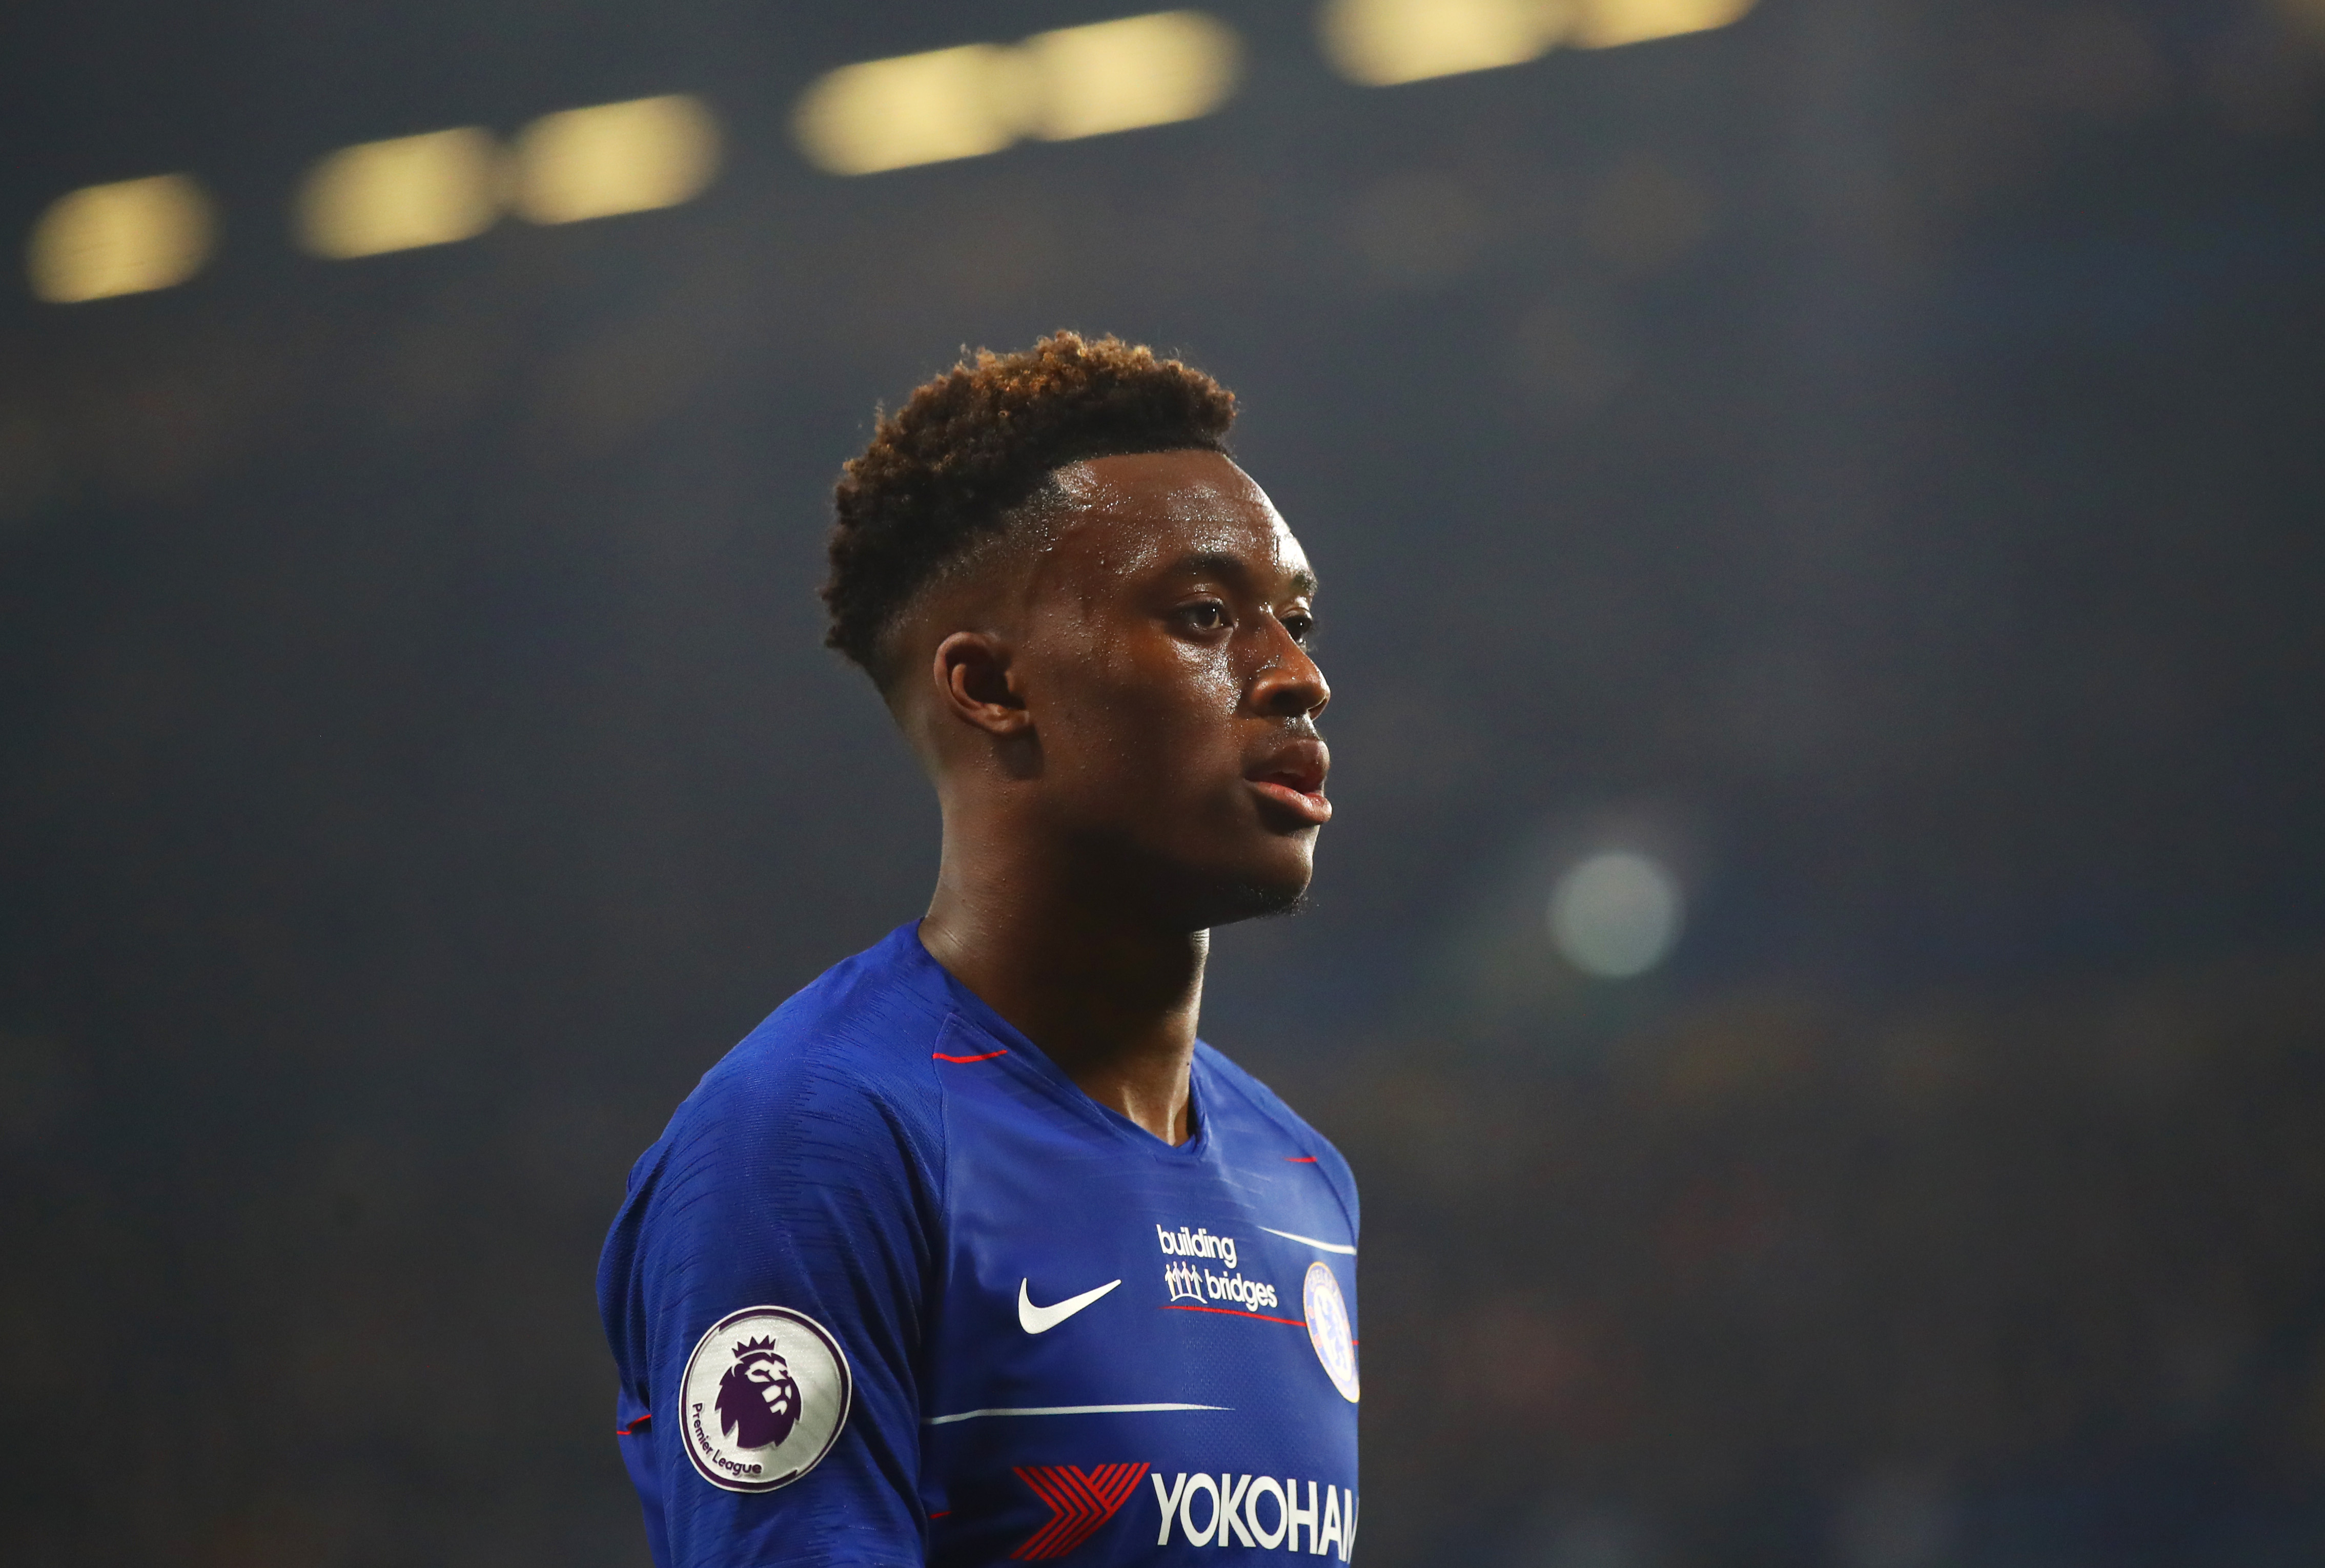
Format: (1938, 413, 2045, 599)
(599, 334, 1359, 1568)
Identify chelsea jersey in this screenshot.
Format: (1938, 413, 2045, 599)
(598, 924, 1361, 1568)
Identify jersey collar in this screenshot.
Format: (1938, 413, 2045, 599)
(885, 921, 1216, 1160)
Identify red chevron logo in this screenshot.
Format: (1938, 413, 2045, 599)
(1010, 1462, 1151, 1560)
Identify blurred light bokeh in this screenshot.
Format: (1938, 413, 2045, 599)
(5, 2, 2325, 1566)
(26, 174, 214, 303)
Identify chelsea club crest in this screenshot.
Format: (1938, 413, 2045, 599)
(1302, 1262, 1360, 1403)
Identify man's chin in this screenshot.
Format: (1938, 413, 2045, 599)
(1238, 884, 1313, 922)
(1118, 835, 1315, 929)
(1202, 868, 1314, 925)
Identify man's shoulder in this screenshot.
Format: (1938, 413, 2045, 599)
(1195, 1043, 1351, 1170)
(665, 925, 953, 1151)
(1194, 1043, 1360, 1245)
(601, 929, 952, 1357)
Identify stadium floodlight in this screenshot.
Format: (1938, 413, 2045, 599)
(1319, 0, 1567, 86)
(1021, 12, 1241, 142)
(513, 95, 721, 226)
(1319, 0, 1757, 85)
(793, 44, 1029, 176)
(794, 11, 1242, 176)
(1572, 0, 1758, 48)
(25, 175, 214, 304)
(295, 128, 503, 259)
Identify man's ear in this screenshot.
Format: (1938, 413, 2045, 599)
(932, 630, 1031, 737)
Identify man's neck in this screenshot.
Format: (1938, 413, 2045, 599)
(918, 831, 1206, 1147)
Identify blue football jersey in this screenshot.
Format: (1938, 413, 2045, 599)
(599, 924, 1361, 1568)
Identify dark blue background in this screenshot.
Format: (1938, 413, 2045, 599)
(4, 2, 2324, 1564)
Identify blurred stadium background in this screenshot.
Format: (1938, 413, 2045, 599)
(6, 0, 2325, 1564)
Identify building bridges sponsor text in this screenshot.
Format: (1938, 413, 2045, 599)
(1158, 1225, 1280, 1312)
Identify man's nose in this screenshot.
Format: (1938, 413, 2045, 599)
(1250, 624, 1330, 718)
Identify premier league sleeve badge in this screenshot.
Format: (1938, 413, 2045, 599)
(678, 1306, 853, 1492)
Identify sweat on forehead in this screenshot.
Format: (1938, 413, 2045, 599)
(1038, 456, 1309, 582)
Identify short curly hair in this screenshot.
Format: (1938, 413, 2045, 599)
(822, 332, 1237, 683)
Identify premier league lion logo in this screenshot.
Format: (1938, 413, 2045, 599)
(715, 1336, 803, 1450)
(681, 1305, 851, 1492)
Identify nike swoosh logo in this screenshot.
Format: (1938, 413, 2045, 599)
(1018, 1277, 1122, 1333)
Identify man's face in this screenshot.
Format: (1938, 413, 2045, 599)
(1013, 449, 1330, 927)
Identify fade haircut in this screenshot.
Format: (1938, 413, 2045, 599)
(822, 332, 1238, 685)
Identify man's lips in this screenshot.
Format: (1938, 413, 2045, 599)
(1246, 741, 1331, 826)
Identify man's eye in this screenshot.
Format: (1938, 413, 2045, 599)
(1179, 602, 1228, 631)
(1283, 613, 1315, 644)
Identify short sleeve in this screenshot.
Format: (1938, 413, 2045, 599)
(599, 1030, 947, 1568)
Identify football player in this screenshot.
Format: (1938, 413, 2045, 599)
(601, 334, 1359, 1567)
